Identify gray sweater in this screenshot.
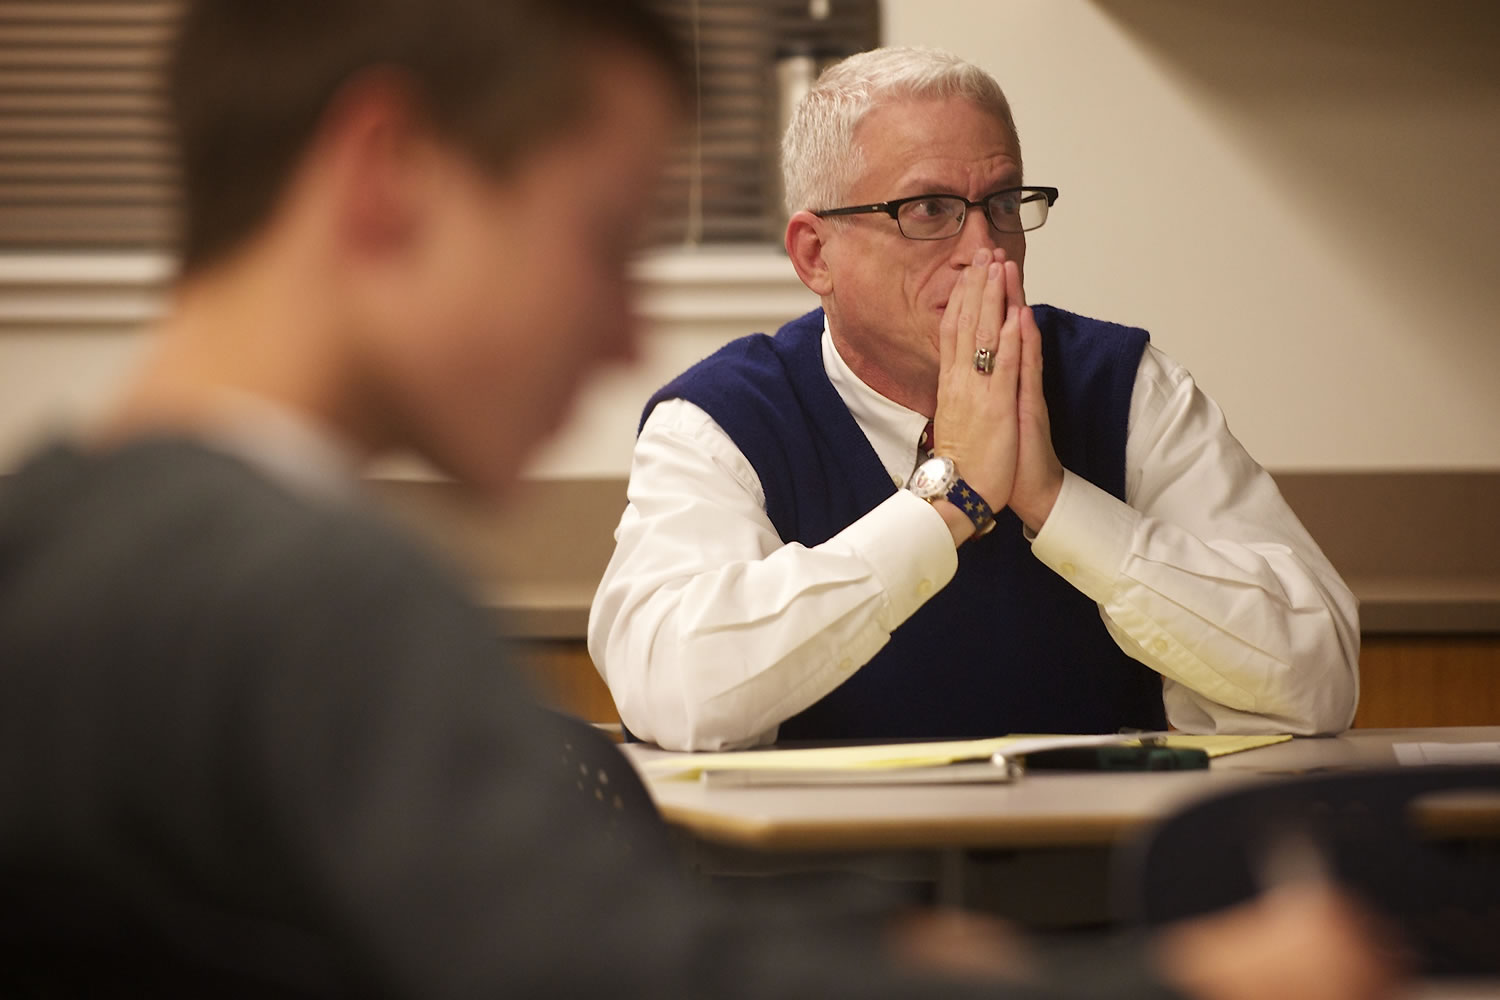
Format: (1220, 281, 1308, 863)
(0, 438, 1181, 1000)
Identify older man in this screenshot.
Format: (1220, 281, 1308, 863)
(590, 47, 1359, 751)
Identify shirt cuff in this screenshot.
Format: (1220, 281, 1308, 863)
(1029, 469, 1140, 605)
(835, 489, 959, 625)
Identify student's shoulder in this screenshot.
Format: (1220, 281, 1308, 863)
(26, 437, 465, 607)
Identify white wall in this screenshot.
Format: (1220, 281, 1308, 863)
(2, 0, 1496, 476)
(881, 0, 1500, 471)
(0, 256, 162, 463)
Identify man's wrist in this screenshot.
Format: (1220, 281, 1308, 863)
(906, 455, 997, 541)
(1028, 471, 1138, 604)
(932, 498, 978, 547)
(1014, 472, 1063, 534)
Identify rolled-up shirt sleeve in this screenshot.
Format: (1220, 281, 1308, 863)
(588, 399, 957, 750)
(1028, 345, 1360, 735)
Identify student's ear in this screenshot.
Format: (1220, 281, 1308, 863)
(785, 210, 834, 296)
(320, 71, 436, 261)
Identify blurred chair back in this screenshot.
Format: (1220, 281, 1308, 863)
(1115, 765, 1500, 976)
(546, 708, 669, 864)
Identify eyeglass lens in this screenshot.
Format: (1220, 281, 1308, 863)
(896, 191, 1049, 238)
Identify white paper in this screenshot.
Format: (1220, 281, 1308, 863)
(1393, 742, 1500, 766)
(700, 760, 1022, 787)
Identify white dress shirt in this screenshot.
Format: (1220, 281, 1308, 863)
(589, 322, 1360, 751)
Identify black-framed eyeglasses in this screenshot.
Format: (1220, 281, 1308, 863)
(814, 186, 1059, 239)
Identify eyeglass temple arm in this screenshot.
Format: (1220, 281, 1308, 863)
(813, 202, 898, 219)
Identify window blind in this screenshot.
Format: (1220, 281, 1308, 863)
(647, 0, 880, 246)
(0, 1, 180, 250)
(0, 0, 879, 253)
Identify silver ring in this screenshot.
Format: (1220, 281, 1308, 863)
(973, 348, 995, 374)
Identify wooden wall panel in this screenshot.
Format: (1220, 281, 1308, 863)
(1354, 636, 1500, 728)
(510, 639, 621, 724)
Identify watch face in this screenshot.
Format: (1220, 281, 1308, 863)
(907, 455, 957, 499)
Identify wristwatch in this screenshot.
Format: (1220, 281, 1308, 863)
(905, 455, 996, 536)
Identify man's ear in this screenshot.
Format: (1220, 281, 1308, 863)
(785, 210, 834, 296)
(320, 71, 435, 261)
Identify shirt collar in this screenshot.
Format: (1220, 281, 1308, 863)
(819, 313, 931, 489)
(191, 391, 364, 504)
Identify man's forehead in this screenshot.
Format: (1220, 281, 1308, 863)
(887, 154, 1020, 194)
(849, 96, 1020, 195)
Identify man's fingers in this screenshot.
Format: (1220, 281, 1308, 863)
(1018, 305, 1043, 408)
(952, 249, 990, 362)
(939, 274, 963, 375)
(1000, 259, 1028, 383)
(1009, 304, 1065, 533)
(989, 260, 1024, 392)
(975, 260, 1004, 356)
(1005, 253, 1027, 309)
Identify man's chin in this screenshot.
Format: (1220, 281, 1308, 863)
(417, 432, 528, 501)
(450, 457, 520, 502)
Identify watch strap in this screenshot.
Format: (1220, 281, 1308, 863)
(947, 479, 996, 536)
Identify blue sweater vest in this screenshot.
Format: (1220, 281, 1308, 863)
(642, 306, 1166, 740)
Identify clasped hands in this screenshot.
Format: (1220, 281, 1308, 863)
(933, 248, 1064, 543)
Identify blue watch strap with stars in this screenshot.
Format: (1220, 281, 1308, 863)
(947, 479, 996, 536)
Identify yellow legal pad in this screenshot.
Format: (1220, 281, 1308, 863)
(643, 733, 1292, 781)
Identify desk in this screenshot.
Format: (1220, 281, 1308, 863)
(626, 727, 1500, 927)
(626, 727, 1500, 854)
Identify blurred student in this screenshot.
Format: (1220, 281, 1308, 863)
(0, 1, 1398, 998)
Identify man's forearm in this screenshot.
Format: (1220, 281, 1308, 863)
(591, 489, 957, 750)
(1032, 471, 1359, 734)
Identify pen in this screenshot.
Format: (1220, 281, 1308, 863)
(1118, 726, 1169, 747)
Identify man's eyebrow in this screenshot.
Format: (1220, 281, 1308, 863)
(977, 172, 1025, 193)
(891, 178, 963, 197)
(890, 175, 1024, 199)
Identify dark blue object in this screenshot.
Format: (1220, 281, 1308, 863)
(1025, 745, 1209, 771)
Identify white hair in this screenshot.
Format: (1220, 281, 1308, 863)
(780, 46, 1021, 216)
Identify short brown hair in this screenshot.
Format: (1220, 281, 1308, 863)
(166, 0, 685, 275)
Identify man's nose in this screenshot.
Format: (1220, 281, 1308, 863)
(948, 205, 997, 266)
